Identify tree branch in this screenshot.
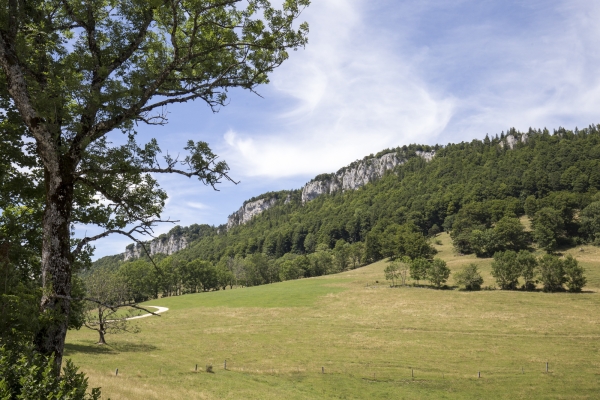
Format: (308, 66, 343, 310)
(72, 219, 177, 257)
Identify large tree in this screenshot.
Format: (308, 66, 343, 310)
(0, 0, 309, 370)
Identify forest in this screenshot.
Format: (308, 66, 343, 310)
(91, 125, 600, 299)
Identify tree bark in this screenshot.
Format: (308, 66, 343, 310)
(34, 163, 75, 371)
(97, 326, 106, 345)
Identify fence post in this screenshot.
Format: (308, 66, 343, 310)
(411, 368, 414, 378)
(478, 371, 480, 378)
(115, 368, 118, 377)
(195, 364, 197, 372)
(224, 360, 227, 370)
(546, 362, 549, 373)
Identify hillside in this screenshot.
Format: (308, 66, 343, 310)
(66, 234, 600, 399)
(93, 125, 600, 296)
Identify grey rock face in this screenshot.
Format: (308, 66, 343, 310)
(123, 234, 188, 261)
(301, 150, 436, 203)
(227, 197, 278, 229)
(416, 150, 436, 162)
(499, 134, 528, 149)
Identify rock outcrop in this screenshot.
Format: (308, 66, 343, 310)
(123, 234, 188, 261)
(500, 134, 528, 149)
(121, 148, 438, 255)
(227, 197, 278, 229)
(301, 150, 435, 203)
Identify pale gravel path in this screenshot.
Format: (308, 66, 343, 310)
(126, 306, 169, 320)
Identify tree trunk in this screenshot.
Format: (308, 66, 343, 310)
(97, 328, 106, 345)
(34, 165, 75, 372)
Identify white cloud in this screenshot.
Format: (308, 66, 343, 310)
(410, 0, 600, 139)
(220, 0, 600, 179)
(186, 201, 210, 210)
(220, 0, 456, 178)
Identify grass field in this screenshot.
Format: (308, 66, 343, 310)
(66, 233, 600, 399)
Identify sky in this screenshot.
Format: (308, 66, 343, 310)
(83, 0, 600, 259)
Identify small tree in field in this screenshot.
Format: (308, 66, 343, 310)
(516, 250, 538, 290)
(563, 255, 586, 293)
(384, 262, 400, 287)
(427, 258, 451, 288)
(410, 258, 430, 285)
(491, 251, 520, 290)
(454, 263, 484, 291)
(82, 268, 155, 345)
(537, 254, 566, 292)
(395, 256, 411, 286)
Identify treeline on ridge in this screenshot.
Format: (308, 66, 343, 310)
(92, 125, 600, 300)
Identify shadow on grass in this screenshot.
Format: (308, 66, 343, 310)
(65, 342, 157, 355)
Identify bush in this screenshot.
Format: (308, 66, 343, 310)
(538, 254, 566, 292)
(491, 251, 521, 290)
(0, 346, 100, 400)
(454, 263, 484, 291)
(563, 255, 586, 292)
(427, 258, 450, 288)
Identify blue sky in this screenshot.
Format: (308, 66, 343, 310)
(84, 0, 600, 259)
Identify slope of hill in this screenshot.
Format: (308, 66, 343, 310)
(92, 125, 600, 297)
(67, 236, 600, 399)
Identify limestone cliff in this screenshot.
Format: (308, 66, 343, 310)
(499, 133, 528, 150)
(227, 197, 278, 229)
(301, 150, 435, 203)
(226, 191, 293, 229)
(122, 224, 214, 260)
(123, 234, 188, 261)
(123, 148, 438, 254)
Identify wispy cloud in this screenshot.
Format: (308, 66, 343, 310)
(186, 201, 211, 210)
(87, 0, 600, 259)
(219, 0, 600, 179)
(219, 0, 456, 178)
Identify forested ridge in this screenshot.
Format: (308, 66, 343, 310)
(93, 125, 600, 300)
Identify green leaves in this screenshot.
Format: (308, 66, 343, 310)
(0, 347, 100, 399)
(454, 264, 483, 291)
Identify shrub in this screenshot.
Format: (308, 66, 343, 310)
(563, 255, 586, 292)
(427, 258, 451, 288)
(0, 346, 100, 400)
(428, 224, 441, 237)
(454, 263, 484, 291)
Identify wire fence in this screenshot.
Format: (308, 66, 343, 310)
(107, 358, 581, 382)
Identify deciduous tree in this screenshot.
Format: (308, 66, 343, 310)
(427, 258, 450, 288)
(491, 251, 520, 290)
(0, 0, 309, 368)
(563, 254, 586, 293)
(538, 254, 566, 292)
(454, 263, 483, 291)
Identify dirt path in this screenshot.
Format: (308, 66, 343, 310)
(127, 306, 169, 320)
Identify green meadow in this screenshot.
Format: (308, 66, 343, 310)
(66, 233, 600, 399)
